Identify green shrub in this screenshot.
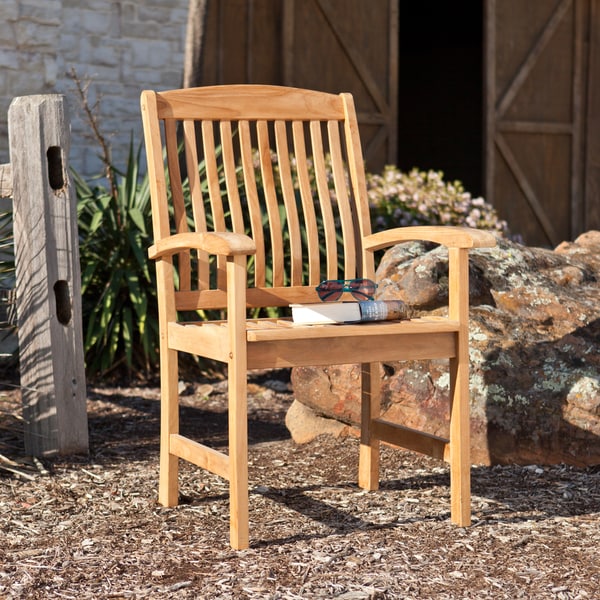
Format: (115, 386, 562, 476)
(75, 142, 158, 377)
(0, 201, 17, 370)
(0, 202, 14, 289)
(367, 167, 509, 235)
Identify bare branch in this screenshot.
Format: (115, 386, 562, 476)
(67, 68, 119, 209)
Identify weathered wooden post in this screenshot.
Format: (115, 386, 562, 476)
(8, 95, 88, 456)
(0, 163, 11, 198)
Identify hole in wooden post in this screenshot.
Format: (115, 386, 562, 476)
(54, 280, 72, 325)
(47, 146, 65, 190)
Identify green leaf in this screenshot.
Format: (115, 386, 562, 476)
(128, 206, 146, 234)
(88, 210, 104, 235)
(121, 306, 134, 368)
(74, 136, 160, 377)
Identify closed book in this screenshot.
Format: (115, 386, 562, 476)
(290, 300, 411, 325)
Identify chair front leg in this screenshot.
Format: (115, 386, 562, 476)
(158, 346, 180, 507)
(228, 357, 249, 550)
(156, 259, 180, 508)
(448, 247, 471, 526)
(227, 254, 250, 550)
(449, 352, 471, 526)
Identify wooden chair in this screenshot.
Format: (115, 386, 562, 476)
(140, 85, 496, 549)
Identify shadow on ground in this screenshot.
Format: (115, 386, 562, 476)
(2, 372, 599, 543)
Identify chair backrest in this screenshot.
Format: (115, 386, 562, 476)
(140, 85, 375, 312)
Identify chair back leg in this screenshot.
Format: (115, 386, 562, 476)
(358, 362, 381, 490)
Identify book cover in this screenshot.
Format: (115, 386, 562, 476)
(290, 300, 411, 325)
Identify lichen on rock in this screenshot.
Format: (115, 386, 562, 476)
(288, 232, 600, 466)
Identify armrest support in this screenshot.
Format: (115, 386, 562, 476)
(148, 231, 256, 260)
(363, 226, 497, 252)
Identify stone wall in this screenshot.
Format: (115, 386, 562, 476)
(0, 0, 188, 177)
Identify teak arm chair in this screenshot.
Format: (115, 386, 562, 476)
(140, 85, 496, 550)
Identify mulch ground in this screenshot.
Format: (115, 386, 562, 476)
(1, 370, 599, 599)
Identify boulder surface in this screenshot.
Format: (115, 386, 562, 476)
(289, 232, 600, 466)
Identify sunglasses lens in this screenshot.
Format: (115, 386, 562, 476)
(348, 279, 376, 300)
(316, 281, 344, 301)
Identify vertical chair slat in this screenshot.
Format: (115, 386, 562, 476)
(275, 120, 303, 286)
(202, 119, 227, 289)
(221, 121, 245, 234)
(310, 120, 338, 280)
(257, 120, 284, 287)
(292, 121, 320, 285)
(183, 119, 210, 290)
(341, 93, 374, 279)
(165, 119, 191, 291)
(239, 120, 266, 288)
(328, 120, 356, 279)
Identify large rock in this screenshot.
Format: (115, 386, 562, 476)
(288, 232, 600, 466)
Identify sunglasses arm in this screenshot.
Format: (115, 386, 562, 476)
(363, 225, 497, 253)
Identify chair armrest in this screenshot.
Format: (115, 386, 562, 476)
(148, 232, 256, 260)
(363, 226, 497, 252)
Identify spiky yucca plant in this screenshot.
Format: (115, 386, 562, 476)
(75, 141, 158, 377)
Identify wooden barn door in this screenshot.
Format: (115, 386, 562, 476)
(198, 0, 398, 171)
(584, 2, 600, 233)
(485, 0, 593, 247)
(282, 0, 398, 169)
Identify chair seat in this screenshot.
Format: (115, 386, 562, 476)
(245, 316, 460, 340)
(168, 317, 460, 369)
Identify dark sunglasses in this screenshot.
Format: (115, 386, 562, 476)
(315, 278, 377, 302)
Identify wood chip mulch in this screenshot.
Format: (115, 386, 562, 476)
(1, 371, 599, 599)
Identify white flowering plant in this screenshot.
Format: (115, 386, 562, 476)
(367, 166, 509, 235)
